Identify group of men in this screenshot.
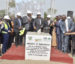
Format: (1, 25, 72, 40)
(0, 10, 75, 56)
(55, 15, 75, 53)
(0, 11, 53, 56)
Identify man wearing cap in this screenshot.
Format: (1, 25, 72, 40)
(33, 12, 44, 32)
(23, 10, 32, 31)
(14, 12, 23, 46)
(7, 16, 15, 50)
(43, 15, 53, 34)
(22, 10, 33, 45)
(30, 15, 36, 31)
(1, 15, 11, 54)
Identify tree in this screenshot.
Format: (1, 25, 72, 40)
(8, 0, 15, 15)
(47, 8, 57, 14)
(9, 0, 15, 8)
(44, 12, 47, 19)
(0, 10, 5, 17)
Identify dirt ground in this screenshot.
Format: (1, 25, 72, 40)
(0, 55, 74, 64)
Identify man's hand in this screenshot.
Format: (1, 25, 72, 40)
(28, 18, 32, 22)
(11, 29, 14, 33)
(19, 27, 22, 30)
(0, 21, 2, 24)
(34, 26, 36, 30)
(67, 30, 71, 33)
(8, 30, 11, 33)
(41, 26, 43, 28)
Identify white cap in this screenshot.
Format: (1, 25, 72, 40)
(67, 16, 71, 19)
(16, 12, 21, 16)
(4, 15, 10, 20)
(37, 12, 41, 15)
(27, 10, 32, 14)
(47, 15, 51, 18)
(32, 15, 36, 19)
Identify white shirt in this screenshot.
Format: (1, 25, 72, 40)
(18, 19, 21, 27)
(65, 19, 69, 32)
(39, 19, 41, 25)
(47, 20, 50, 25)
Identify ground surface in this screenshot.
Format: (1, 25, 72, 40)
(0, 60, 69, 64)
(0, 55, 74, 64)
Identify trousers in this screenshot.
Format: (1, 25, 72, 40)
(2, 34, 9, 54)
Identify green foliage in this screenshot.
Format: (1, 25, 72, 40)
(73, 17, 75, 22)
(0, 10, 5, 17)
(9, 0, 15, 7)
(44, 12, 47, 19)
(48, 8, 57, 14)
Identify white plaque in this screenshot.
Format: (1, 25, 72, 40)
(25, 32, 51, 61)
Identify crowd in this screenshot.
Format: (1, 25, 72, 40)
(0, 10, 75, 56)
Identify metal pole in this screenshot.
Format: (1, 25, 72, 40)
(5, 0, 9, 15)
(50, 0, 52, 15)
(50, 0, 55, 16)
(52, 0, 54, 16)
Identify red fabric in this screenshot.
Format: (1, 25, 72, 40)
(0, 45, 73, 64)
(50, 48, 73, 64)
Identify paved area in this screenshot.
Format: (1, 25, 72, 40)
(0, 60, 68, 64)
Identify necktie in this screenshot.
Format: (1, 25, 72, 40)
(18, 19, 21, 27)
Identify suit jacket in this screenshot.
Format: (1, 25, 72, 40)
(22, 16, 32, 31)
(55, 20, 61, 35)
(33, 18, 44, 31)
(29, 19, 35, 31)
(43, 19, 53, 34)
(43, 20, 53, 27)
(14, 18, 23, 33)
(60, 19, 74, 34)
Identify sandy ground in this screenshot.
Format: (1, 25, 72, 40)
(0, 60, 69, 64)
(73, 57, 75, 64)
(70, 54, 75, 64)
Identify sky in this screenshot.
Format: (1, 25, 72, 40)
(15, 0, 29, 3)
(15, 0, 75, 16)
(55, 0, 75, 16)
(15, 0, 22, 3)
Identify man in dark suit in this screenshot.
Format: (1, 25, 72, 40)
(43, 15, 53, 35)
(33, 12, 44, 32)
(22, 10, 32, 31)
(30, 15, 36, 31)
(22, 10, 33, 45)
(55, 16, 62, 50)
(14, 12, 23, 46)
